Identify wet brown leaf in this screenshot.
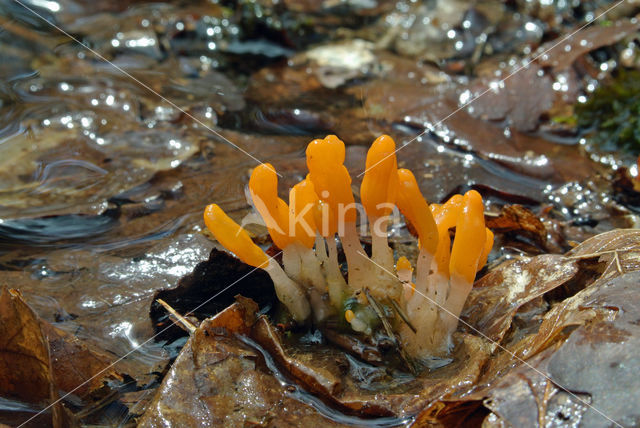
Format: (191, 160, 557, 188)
(411, 400, 486, 428)
(139, 298, 345, 427)
(0, 287, 55, 405)
(479, 345, 591, 428)
(142, 289, 496, 425)
(486, 204, 547, 247)
(120, 389, 155, 419)
(252, 318, 342, 399)
(472, 267, 640, 428)
(611, 167, 640, 209)
(465, 63, 554, 131)
(41, 322, 122, 399)
(338, 334, 493, 417)
(567, 228, 640, 279)
(456, 230, 640, 427)
(250, 324, 492, 419)
(0, 287, 67, 427)
(546, 271, 640, 427)
(465, 254, 578, 342)
(538, 19, 640, 71)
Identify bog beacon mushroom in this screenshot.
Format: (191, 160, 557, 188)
(204, 135, 493, 363)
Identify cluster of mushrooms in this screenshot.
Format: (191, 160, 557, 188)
(204, 135, 493, 363)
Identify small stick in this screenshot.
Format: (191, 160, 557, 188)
(614, 250, 624, 274)
(74, 389, 119, 419)
(389, 299, 417, 334)
(566, 248, 640, 260)
(363, 289, 394, 339)
(157, 299, 197, 334)
(364, 289, 417, 374)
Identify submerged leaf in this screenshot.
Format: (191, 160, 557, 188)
(0, 287, 54, 405)
(485, 204, 548, 248)
(539, 19, 640, 71)
(547, 271, 640, 427)
(567, 228, 640, 279)
(139, 298, 346, 427)
(41, 322, 122, 399)
(0, 287, 68, 427)
(465, 254, 578, 342)
(464, 64, 554, 132)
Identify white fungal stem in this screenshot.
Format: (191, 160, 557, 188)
(414, 248, 434, 299)
(264, 260, 310, 321)
(340, 221, 369, 288)
(370, 216, 394, 271)
(432, 271, 449, 307)
(314, 234, 328, 264)
(298, 244, 327, 292)
(324, 236, 348, 308)
(282, 245, 302, 283)
(441, 273, 472, 336)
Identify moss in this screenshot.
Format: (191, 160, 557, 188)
(576, 69, 640, 152)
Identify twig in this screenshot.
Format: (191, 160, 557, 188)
(364, 289, 417, 374)
(156, 299, 197, 334)
(614, 250, 624, 275)
(566, 248, 640, 260)
(389, 299, 417, 334)
(73, 389, 119, 419)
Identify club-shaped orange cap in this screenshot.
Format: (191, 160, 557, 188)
(361, 135, 399, 219)
(204, 204, 269, 268)
(396, 168, 438, 254)
(249, 163, 291, 249)
(312, 198, 336, 238)
(476, 228, 494, 272)
(449, 190, 486, 284)
(289, 178, 318, 248)
(306, 136, 356, 231)
(431, 195, 463, 277)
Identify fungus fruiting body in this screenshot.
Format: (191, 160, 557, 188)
(203, 135, 493, 363)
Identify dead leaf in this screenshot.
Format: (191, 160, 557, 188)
(252, 318, 342, 399)
(486, 205, 548, 247)
(139, 297, 346, 427)
(546, 271, 640, 428)
(465, 254, 578, 342)
(465, 64, 554, 131)
(567, 228, 640, 280)
(472, 269, 640, 428)
(0, 287, 52, 405)
(538, 19, 640, 71)
(0, 287, 68, 427)
(411, 400, 487, 428)
(41, 322, 122, 399)
(479, 345, 590, 428)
